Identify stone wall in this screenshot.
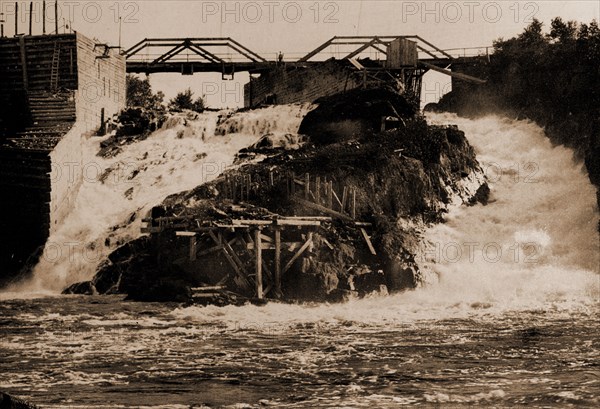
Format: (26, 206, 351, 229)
(0, 32, 125, 285)
(75, 33, 126, 133)
(244, 60, 361, 107)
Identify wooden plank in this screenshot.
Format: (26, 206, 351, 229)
(282, 216, 332, 221)
(191, 286, 226, 291)
(208, 230, 251, 290)
(332, 187, 343, 210)
(296, 198, 353, 222)
(254, 229, 263, 299)
(327, 181, 333, 210)
(189, 236, 197, 261)
(360, 228, 377, 255)
(351, 189, 357, 219)
(274, 228, 281, 297)
(276, 219, 322, 227)
(245, 240, 303, 250)
(420, 61, 487, 84)
(342, 186, 348, 211)
(197, 245, 223, 257)
(304, 173, 310, 200)
(176, 231, 197, 237)
(232, 219, 272, 226)
(283, 232, 313, 275)
(315, 176, 321, 204)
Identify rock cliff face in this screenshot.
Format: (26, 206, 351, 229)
(432, 36, 600, 213)
(65, 89, 488, 303)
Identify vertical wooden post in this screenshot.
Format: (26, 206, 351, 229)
(28, 2, 33, 35)
(54, 1, 58, 34)
(240, 175, 244, 202)
(274, 226, 281, 297)
(351, 188, 357, 219)
(14, 2, 18, 35)
(42, 1, 46, 34)
(342, 186, 348, 213)
(254, 229, 263, 299)
(290, 171, 296, 195)
(304, 173, 310, 200)
(248, 174, 252, 200)
(189, 235, 197, 261)
(327, 181, 333, 210)
(19, 35, 28, 91)
(315, 176, 321, 204)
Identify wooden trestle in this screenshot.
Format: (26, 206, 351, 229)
(142, 214, 376, 300)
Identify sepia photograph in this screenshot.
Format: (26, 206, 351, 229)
(0, 0, 599, 407)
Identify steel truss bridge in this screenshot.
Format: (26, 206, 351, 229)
(124, 35, 488, 84)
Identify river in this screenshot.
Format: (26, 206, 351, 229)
(1, 112, 598, 408)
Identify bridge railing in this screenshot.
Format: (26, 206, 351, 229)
(436, 46, 494, 59)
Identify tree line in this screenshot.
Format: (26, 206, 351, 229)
(125, 76, 206, 113)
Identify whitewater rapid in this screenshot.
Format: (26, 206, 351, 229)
(1, 112, 598, 408)
(3, 110, 599, 316)
(170, 113, 599, 324)
(11, 104, 313, 294)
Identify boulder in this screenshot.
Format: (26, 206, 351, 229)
(0, 392, 39, 409)
(299, 88, 417, 145)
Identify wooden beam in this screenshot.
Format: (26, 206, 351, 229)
(254, 229, 263, 299)
(189, 236, 197, 261)
(419, 61, 486, 84)
(176, 231, 197, 237)
(315, 176, 321, 204)
(296, 198, 353, 222)
(191, 286, 225, 292)
(283, 232, 313, 275)
(208, 230, 251, 290)
(274, 228, 282, 297)
(304, 173, 310, 200)
(360, 228, 377, 255)
(351, 189, 357, 219)
(331, 185, 343, 211)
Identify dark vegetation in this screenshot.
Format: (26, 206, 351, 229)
(436, 17, 600, 205)
(99, 77, 207, 158)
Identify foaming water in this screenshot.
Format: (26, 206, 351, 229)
(1, 114, 599, 408)
(170, 113, 599, 325)
(8, 104, 313, 295)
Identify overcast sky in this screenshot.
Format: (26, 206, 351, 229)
(2, 0, 599, 107)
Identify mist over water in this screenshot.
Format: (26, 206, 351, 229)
(170, 113, 599, 325)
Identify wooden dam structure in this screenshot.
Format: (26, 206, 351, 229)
(142, 171, 377, 301)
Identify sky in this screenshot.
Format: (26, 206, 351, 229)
(1, 0, 599, 107)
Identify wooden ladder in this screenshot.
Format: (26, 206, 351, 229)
(50, 42, 61, 91)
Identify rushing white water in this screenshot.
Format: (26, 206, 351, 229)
(11, 104, 313, 294)
(1, 113, 599, 408)
(170, 113, 599, 325)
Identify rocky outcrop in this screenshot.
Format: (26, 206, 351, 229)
(0, 392, 39, 409)
(434, 28, 600, 214)
(67, 89, 488, 303)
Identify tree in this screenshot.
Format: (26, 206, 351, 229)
(126, 75, 164, 110)
(168, 88, 205, 113)
(518, 19, 546, 44)
(549, 17, 578, 43)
